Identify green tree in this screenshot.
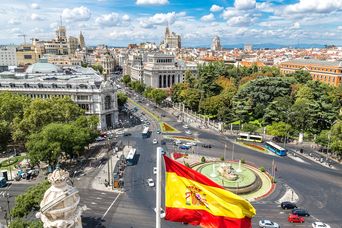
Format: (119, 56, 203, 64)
(9, 219, 43, 228)
(330, 121, 342, 156)
(150, 89, 167, 105)
(290, 98, 316, 133)
(241, 123, 259, 133)
(91, 64, 104, 74)
(315, 130, 329, 148)
(288, 70, 312, 84)
(266, 122, 293, 138)
(117, 92, 128, 107)
(0, 120, 11, 151)
(182, 88, 201, 110)
(263, 96, 293, 125)
(11, 180, 50, 218)
(122, 75, 131, 85)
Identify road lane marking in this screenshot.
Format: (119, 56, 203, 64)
(101, 193, 121, 219)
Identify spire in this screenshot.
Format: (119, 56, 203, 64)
(60, 15, 63, 26)
(165, 21, 170, 37)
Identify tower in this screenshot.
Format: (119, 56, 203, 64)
(55, 16, 67, 42)
(79, 31, 85, 49)
(211, 36, 221, 51)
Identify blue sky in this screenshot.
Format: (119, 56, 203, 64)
(1, 0, 342, 47)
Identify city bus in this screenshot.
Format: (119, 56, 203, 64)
(265, 141, 287, 156)
(142, 126, 151, 138)
(125, 148, 136, 166)
(237, 133, 263, 143)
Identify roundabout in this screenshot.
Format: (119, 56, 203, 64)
(189, 159, 274, 201)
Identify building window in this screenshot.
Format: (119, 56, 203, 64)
(105, 95, 111, 110)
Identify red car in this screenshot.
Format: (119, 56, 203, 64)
(288, 214, 305, 223)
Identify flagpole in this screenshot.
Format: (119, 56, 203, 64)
(156, 147, 162, 228)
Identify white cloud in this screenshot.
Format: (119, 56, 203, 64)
(222, 7, 241, 19)
(136, 0, 168, 5)
(139, 12, 183, 28)
(291, 22, 301, 29)
(32, 27, 44, 33)
(227, 15, 253, 27)
(31, 13, 44, 21)
(31, 3, 40, 9)
(122, 14, 130, 21)
(256, 2, 274, 13)
(62, 6, 91, 22)
(201, 13, 215, 22)
(338, 26, 342, 30)
(234, 0, 256, 10)
(285, 0, 342, 14)
(210, 4, 223, 12)
(8, 19, 21, 25)
(10, 28, 21, 34)
(95, 13, 121, 27)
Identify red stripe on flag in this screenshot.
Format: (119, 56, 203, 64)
(165, 207, 252, 228)
(164, 155, 223, 189)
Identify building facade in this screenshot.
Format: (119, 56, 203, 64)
(0, 62, 118, 130)
(16, 44, 39, 66)
(0, 46, 17, 67)
(160, 26, 181, 49)
(280, 59, 342, 87)
(143, 53, 197, 88)
(211, 36, 222, 51)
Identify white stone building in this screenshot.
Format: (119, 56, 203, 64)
(211, 36, 222, 51)
(0, 61, 118, 130)
(143, 53, 197, 88)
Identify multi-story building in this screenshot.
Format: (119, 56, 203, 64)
(16, 44, 39, 66)
(143, 53, 197, 88)
(280, 59, 342, 87)
(244, 44, 253, 51)
(100, 53, 115, 76)
(211, 36, 222, 51)
(160, 26, 181, 50)
(47, 55, 82, 66)
(0, 60, 118, 130)
(79, 31, 85, 50)
(0, 46, 17, 67)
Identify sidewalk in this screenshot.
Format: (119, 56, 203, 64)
(91, 150, 125, 193)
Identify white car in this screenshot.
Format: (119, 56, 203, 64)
(154, 207, 166, 218)
(153, 139, 158, 144)
(312, 222, 331, 228)
(174, 139, 182, 145)
(186, 142, 197, 146)
(182, 125, 189, 129)
(258, 220, 279, 228)
(147, 178, 155, 187)
(185, 130, 192, 135)
(153, 167, 157, 175)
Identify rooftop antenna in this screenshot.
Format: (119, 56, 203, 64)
(60, 15, 63, 27)
(18, 34, 27, 44)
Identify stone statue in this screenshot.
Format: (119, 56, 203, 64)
(217, 163, 238, 181)
(36, 169, 83, 228)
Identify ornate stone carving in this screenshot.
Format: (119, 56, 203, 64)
(36, 169, 83, 228)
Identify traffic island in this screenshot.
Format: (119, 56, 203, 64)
(160, 122, 181, 133)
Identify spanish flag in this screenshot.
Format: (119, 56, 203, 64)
(164, 155, 256, 228)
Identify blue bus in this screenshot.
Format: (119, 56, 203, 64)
(265, 141, 287, 156)
(126, 148, 136, 166)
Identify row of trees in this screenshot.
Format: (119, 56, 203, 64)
(0, 93, 98, 165)
(122, 75, 168, 105)
(170, 62, 342, 155)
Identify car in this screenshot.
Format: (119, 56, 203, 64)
(291, 208, 310, 217)
(258, 219, 279, 228)
(161, 114, 166, 117)
(123, 132, 132, 136)
(185, 130, 192, 135)
(202, 144, 212, 148)
(154, 207, 166, 218)
(161, 140, 166, 145)
(153, 139, 158, 144)
(288, 214, 305, 223)
(312, 222, 331, 228)
(116, 130, 124, 135)
(95, 136, 106, 142)
(147, 178, 155, 187)
(179, 145, 191, 150)
(146, 122, 150, 125)
(182, 125, 189, 129)
(156, 130, 161, 134)
(185, 142, 197, 146)
(174, 140, 182, 145)
(281, 201, 297, 209)
(153, 167, 157, 175)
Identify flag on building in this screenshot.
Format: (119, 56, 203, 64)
(164, 155, 256, 228)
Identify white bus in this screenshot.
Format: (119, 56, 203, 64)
(142, 126, 150, 138)
(126, 148, 136, 166)
(237, 133, 263, 143)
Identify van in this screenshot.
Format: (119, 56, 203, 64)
(0, 177, 7, 188)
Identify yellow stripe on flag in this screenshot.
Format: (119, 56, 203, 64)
(165, 172, 256, 219)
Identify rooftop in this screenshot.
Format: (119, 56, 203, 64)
(282, 59, 342, 68)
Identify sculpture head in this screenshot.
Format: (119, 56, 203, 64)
(48, 169, 70, 188)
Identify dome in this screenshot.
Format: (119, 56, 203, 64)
(26, 63, 62, 74)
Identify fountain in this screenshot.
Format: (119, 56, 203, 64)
(36, 169, 83, 228)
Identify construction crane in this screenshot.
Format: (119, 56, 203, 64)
(18, 34, 27, 44)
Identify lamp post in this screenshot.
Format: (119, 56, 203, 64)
(326, 120, 337, 162)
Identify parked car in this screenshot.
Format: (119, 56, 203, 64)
(185, 142, 197, 146)
(291, 208, 310, 217)
(123, 132, 132, 136)
(147, 178, 155, 187)
(258, 219, 279, 228)
(95, 136, 105, 142)
(281, 201, 297, 209)
(174, 140, 182, 145)
(156, 130, 161, 134)
(312, 222, 331, 228)
(153, 139, 158, 144)
(153, 167, 157, 175)
(154, 207, 166, 218)
(202, 144, 212, 148)
(179, 145, 191, 150)
(182, 125, 189, 129)
(161, 140, 166, 145)
(288, 214, 305, 223)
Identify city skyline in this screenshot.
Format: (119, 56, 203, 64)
(1, 0, 342, 47)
